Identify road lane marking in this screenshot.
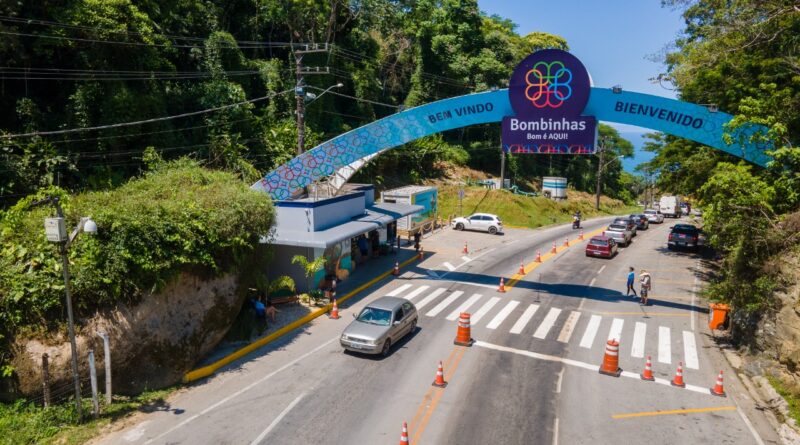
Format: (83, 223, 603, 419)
(607, 318, 624, 342)
(510, 304, 539, 334)
(735, 401, 767, 445)
(410, 347, 467, 444)
(611, 406, 736, 419)
(658, 326, 671, 364)
(461, 256, 472, 262)
(631, 322, 647, 358)
(589, 277, 596, 287)
(557, 311, 581, 343)
(145, 339, 336, 444)
(471, 297, 501, 324)
(386, 284, 412, 297)
(443, 262, 456, 271)
(426, 291, 464, 317)
(555, 368, 564, 393)
(475, 341, 719, 396)
(249, 392, 306, 445)
(436, 248, 495, 279)
(415, 288, 448, 310)
(691, 259, 700, 330)
(553, 417, 559, 445)
(403, 285, 429, 301)
(446, 293, 483, 321)
(486, 300, 520, 329)
(683, 331, 699, 369)
(534, 308, 563, 339)
(580, 315, 602, 348)
(440, 280, 498, 290)
(597, 265, 606, 274)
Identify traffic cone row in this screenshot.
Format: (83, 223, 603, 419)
(399, 422, 409, 444)
(463, 241, 469, 255)
(671, 362, 686, 388)
(393, 262, 400, 276)
(640, 356, 654, 381)
(579, 230, 584, 240)
(535, 251, 542, 263)
(432, 361, 447, 388)
(497, 277, 506, 293)
(329, 299, 340, 319)
(551, 242, 557, 254)
(518, 262, 525, 274)
(563, 237, 570, 247)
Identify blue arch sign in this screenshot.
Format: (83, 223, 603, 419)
(253, 53, 772, 200)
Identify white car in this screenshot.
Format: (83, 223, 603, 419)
(644, 209, 664, 224)
(451, 213, 504, 235)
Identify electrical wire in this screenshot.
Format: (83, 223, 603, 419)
(306, 86, 399, 109)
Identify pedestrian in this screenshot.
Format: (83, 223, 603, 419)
(413, 231, 421, 252)
(626, 266, 637, 297)
(639, 269, 652, 305)
(265, 300, 278, 322)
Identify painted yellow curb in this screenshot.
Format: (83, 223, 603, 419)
(183, 255, 419, 382)
(505, 226, 606, 289)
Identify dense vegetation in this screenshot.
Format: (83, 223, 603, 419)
(0, 159, 274, 377)
(642, 0, 800, 330)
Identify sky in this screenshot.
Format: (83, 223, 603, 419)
(478, 0, 686, 172)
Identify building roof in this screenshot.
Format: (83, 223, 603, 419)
(264, 202, 423, 249)
(381, 185, 436, 196)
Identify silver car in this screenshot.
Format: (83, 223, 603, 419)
(644, 209, 664, 223)
(340, 297, 418, 356)
(604, 223, 633, 247)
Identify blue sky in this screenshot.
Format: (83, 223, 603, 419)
(478, 0, 686, 171)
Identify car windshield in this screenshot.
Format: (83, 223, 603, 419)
(356, 307, 392, 326)
(608, 225, 626, 231)
(589, 239, 608, 246)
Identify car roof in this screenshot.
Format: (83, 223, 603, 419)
(369, 296, 409, 311)
(590, 235, 611, 241)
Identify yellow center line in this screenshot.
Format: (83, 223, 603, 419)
(408, 347, 459, 431)
(612, 406, 737, 419)
(409, 346, 467, 444)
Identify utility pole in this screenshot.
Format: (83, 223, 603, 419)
(293, 43, 330, 155)
(595, 145, 604, 211)
(499, 149, 506, 190)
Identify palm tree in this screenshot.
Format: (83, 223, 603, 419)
(292, 254, 327, 302)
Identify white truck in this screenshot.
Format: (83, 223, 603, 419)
(659, 195, 683, 218)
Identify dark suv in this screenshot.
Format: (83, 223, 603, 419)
(629, 214, 649, 230)
(668, 224, 701, 250)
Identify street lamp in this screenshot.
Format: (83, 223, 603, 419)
(31, 196, 97, 421)
(305, 83, 344, 106)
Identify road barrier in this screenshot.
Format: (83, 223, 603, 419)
(671, 362, 686, 387)
(329, 299, 340, 320)
(432, 361, 447, 388)
(399, 422, 410, 444)
(599, 339, 622, 377)
(711, 370, 726, 397)
(454, 313, 474, 346)
(641, 356, 655, 381)
(497, 277, 506, 293)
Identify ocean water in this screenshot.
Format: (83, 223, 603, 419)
(620, 131, 657, 173)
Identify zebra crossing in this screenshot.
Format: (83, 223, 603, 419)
(394, 283, 701, 369)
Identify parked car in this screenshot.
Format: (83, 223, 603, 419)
(585, 235, 618, 258)
(612, 217, 637, 236)
(340, 297, 418, 356)
(660, 195, 683, 218)
(451, 213, 504, 235)
(629, 214, 650, 230)
(604, 223, 633, 247)
(680, 202, 692, 216)
(667, 224, 703, 251)
(644, 209, 664, 224)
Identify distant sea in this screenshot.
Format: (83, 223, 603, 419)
(619, 131, 657, 173)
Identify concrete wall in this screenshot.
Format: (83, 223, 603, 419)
(274, 192, 367, 234)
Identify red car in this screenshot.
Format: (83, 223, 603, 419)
(585, 235, 618, 258)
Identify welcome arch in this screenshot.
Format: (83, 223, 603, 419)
(252, 87, 772, 201)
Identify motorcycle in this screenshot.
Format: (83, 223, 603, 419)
(572, 216, 581, 229)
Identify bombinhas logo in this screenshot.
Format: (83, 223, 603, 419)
(526, 61, 573, 109)
(509, 49, 590, 117)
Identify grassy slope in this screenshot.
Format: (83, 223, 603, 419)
(436, 184, 640, 229)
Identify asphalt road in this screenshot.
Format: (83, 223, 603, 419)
(97, 216, 780, 445)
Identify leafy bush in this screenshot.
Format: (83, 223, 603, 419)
(0, 160, 274, 374)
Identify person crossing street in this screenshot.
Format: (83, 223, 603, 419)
(639, 269, 652, 305)
(626, 267, 637, 297)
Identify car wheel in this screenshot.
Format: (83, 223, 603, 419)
(381, 339, 392, 357)
(409, 318, 417, 335)
(488, 226, 498, 235)
(456, 223, 464, 231)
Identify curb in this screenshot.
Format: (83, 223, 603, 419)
(183, 254, 420, 382)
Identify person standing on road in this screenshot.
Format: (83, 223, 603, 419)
(640, 270, 652, 305)
(626, 267, 637, 297)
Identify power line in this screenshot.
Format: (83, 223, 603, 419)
(1, 88, 294, 139)
(307, 86, 400, 109)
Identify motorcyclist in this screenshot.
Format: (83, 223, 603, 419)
(572, 211, 582, 228)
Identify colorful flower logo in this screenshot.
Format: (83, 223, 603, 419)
(525, 61, 573, 108)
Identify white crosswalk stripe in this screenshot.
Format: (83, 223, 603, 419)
(658, 326, 671, 364)
(534, 308, 562, 339)
(631, 322, 647, 358)
(557, 311, 581, 343)
(386, 284, 412, 297)
(403, 285, 429, 301)
(415, 288, 448, 310)
(446, 293, 483, 321)
(580, 315, 602, 349)
(425, 291, 464, 317)
(471, 297, 501, 324)
(510, 304, 539, 334)
(683, 331, 699, 370)
(486, 301, 520, 330)
(607, 318, 624, 343)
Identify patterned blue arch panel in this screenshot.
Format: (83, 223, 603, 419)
(253, 88, 772, 200)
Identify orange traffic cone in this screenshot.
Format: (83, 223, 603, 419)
(393, 262, 400, 276)
(710, 370, 726, 397)
(399, 421, 409, 444)
(418, 247, 424, 261)
(671, 362, 686, 387)
(329, 299, 340, 319)
(518, 262, 525, 274)
(579, 230, 584, 240)
(497, 277, 506, 293)
(463, 241, 469, 255)
(454, 313, 474, 346)
(641, 355, 655, 381)
(551, 242, 557, 254)
(535, 251, 542, 263)
(599, 339, 622, 377)
(432, 361, 447, 388)
(563, 237, 570, 247)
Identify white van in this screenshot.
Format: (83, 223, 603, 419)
(659, 196, 683, 218)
